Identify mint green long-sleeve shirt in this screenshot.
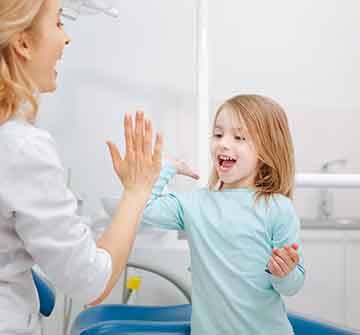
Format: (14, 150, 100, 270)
(142, 164, 305, 335)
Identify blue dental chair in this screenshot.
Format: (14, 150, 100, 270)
(70, 305, 360, 335)
(32, 269, 359, 335)
(70, 304, 191, 335)
(32, 269, 56, 317)
(288, 313, 358, 335)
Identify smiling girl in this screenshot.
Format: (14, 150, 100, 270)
(140, 94, 305, 334)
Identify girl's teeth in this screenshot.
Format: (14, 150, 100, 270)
(219, 155, 235, 161)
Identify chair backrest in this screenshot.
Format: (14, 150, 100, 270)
(32, 270, 56, 317)
(288, 313, 357, 335)
(71, 304, 191, 335)
(75, 321, 190, 335)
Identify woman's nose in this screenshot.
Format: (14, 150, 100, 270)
(64, 32, 71, 46)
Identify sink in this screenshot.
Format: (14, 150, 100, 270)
(300, 217, 360, 230)
(335, 217, 359, 225)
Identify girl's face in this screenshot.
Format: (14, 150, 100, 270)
(21, 0, 70, 92)
(210, 106, 259, 189)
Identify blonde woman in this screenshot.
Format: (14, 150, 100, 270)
(0, 0, 162, 333)
(142, 95, 305, 334)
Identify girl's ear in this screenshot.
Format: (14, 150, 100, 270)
(256, 158, 265, 169)
(9, 31, 32, 61)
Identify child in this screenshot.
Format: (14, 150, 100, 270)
(141, 94, 305, 334)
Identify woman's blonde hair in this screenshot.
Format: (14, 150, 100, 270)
(209, 94, 295, 199)
(0, 0, 44, 124)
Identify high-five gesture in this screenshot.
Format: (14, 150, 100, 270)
(107, 111, 163, 195)
(93, 112, 163, 305)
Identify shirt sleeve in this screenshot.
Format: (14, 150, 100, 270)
(267, 198, 305, 296)
(141, 161, 185, 231)
(6, 132, 112, 304)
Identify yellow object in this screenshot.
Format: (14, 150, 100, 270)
(126, 276, 142, 291)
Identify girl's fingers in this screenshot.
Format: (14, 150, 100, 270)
(270, 257, 285, 277)
(124, 114, 135, 160)
(291, 243, 299, 250)
(183, 164, 200, 180)
(135, 111, 145, 159)
(190, 172, 200, 180)
(106, 141, 122, 171)
(186, 169, 200, 180)
(153, 132, 163, 165)
(286, 247, 300, 264)
(274, 248, 293, 268)
(274, 255, 289, 274)
(267, 262, 275, 275)
(144, 119, 153, 161)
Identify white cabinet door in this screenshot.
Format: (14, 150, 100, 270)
(285, 230, 346, 326)
(345, 231, 360, 330)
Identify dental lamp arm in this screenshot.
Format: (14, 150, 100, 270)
(61, 0, 119, 20)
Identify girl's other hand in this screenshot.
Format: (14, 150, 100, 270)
(107, 111, 163, 195)
(166, 155, 200, 180)
(267, 244, 300, 278)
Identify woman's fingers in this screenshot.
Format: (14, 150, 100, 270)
(124, 114, 135, 161)
(106, 141, 122, 172)
(144, 119, 153, 161)
(153, 132, 163, 165)
(135, 111, 145, 160)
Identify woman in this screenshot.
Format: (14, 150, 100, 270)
(0, 0, 162, 333)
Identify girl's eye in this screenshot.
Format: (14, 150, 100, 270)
(213, 134, 222, 138)
(57, 21, 64, 28)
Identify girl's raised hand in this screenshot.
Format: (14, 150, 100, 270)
(166, 155, 200, 180)
(267, 243, 300, 278)
(107, 111, 163, 195)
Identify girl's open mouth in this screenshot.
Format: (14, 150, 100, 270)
(218, 154, 237, 171)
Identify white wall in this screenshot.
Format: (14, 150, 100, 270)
(208, 0, 360, 218)
(39, 0, 360, 221)
(39, 0, 198, 211)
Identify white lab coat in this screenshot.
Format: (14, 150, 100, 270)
(0, 117, 112, 333)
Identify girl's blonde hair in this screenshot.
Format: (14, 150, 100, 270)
(209, 94, 295, 199)
(0, 0, 44, 124)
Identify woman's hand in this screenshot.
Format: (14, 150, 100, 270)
(92, 112, 162, 306)
(106, 111, 163, 195)
(166, 155, 200, 180)
(267, 243, 300, 278)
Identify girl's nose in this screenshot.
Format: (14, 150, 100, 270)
(219, 137, 230, 150)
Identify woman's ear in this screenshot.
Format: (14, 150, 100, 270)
(9, 31, 32, 61)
